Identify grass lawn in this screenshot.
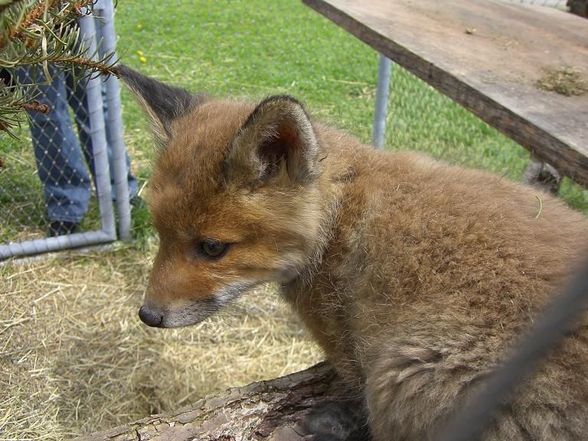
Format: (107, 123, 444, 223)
(113, 0, 587, 219)
(0, 1, 587, 440)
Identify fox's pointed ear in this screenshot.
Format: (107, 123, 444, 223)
(225, 96, 320, 187)
(116, 65, 202, 146)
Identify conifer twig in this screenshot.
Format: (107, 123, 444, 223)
(0, 0, 115, 134)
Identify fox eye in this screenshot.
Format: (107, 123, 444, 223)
(198, 239, 229, 260)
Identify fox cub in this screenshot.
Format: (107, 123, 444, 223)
(119, 65, 588, 441)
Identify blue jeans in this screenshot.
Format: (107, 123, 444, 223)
(17, 66, 137, 223)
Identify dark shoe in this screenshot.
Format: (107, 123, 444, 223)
(48, 221, 79, 237)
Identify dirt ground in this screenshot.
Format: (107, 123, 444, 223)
(0, 244, 322, 440)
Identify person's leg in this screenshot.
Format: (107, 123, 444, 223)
(16, 66, 92, 233)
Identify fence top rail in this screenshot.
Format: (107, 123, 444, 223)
(303, 0, 588, 187)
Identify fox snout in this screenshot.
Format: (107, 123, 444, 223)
(137, 295, 226, 328)
(137, 302, 211, 328)
(140, 259, 257, 328)
(138, 304, 163, 327)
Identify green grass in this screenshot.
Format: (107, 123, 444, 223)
(0, 127, 46, 241)
(0, 0, 586, 246)
(114, 0, 586, 220)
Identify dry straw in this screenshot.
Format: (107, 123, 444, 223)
(0, 245, 322, 440)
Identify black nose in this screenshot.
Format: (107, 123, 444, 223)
(139, 305, 163, 327)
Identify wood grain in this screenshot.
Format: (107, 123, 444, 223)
(303, 0, 588, 187)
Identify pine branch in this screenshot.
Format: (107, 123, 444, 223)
(54, 54, 118, 75)
(0, 0, 61, 49)
(0, 0, 29, 15)
(0, 81, 31, 137)
(0, 0, 116, 135)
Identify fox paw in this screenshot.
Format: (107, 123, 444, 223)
(294, 401, 369, 441)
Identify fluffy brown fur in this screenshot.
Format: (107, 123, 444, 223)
(119, 65, 588, 441)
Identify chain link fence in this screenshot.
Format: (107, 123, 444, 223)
(0, 0, 131, 261)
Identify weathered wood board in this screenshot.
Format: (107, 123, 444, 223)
(303, 0, 588, 187)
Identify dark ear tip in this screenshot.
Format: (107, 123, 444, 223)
(112, 64, 134, 82)
(258, 94, 305, 109)
(240, 95, 310, 133)
(245, 95, 310, 127)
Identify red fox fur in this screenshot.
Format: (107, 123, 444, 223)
(119, 65, 588, 441)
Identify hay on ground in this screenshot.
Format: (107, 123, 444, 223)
(0, 245, 322, 440)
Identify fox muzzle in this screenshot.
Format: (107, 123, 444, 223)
(138, 304, 164, 327)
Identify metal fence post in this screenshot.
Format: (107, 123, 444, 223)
(79, 12, 116, 240)
(95, 0, 132, 241)
(372, 55, 392, 149)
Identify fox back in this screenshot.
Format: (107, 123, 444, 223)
(120, 66, 588, 441)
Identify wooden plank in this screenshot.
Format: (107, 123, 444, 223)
(303, 0, 588, 187)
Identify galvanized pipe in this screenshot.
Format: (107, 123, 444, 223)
(0, 231, 114, 260)
(79, 13, 116, 240)
(372, 54, 392, 149)
(95, 0, 132, 241)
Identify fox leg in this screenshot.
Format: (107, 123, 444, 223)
(365, 342, 482, 441)
(364, 340, 587, 441)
